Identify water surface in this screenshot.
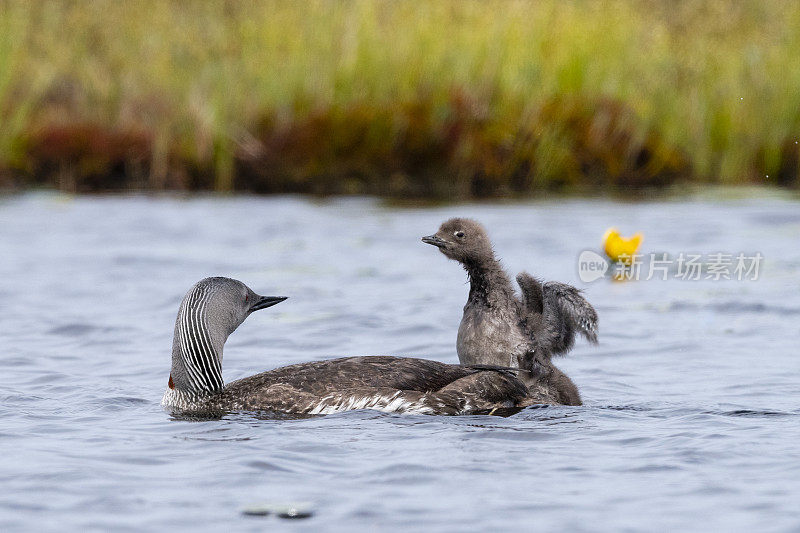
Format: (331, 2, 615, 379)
(1, 192, 799, 531)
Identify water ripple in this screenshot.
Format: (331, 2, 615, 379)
(0, 194, 798, 531)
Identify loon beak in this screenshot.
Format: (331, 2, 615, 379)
(422, 235, 448, 248)
(250, 295, 288, 312)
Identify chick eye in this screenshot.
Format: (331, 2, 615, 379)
(454, 231, 465, 238)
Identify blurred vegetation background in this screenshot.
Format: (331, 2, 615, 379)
(1, 0, 799, 198)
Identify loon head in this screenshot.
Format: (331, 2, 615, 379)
(422, 218, 494, 265)
(168, 277, 287, 395)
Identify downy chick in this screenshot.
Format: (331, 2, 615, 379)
(422, 218, 598, 406)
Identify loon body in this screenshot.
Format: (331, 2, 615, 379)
(161, 277, 544, 415)
(422, 218, 598, 406)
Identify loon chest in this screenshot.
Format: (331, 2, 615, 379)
(161, 385, 205, 410)
(457, 305, 526, 365)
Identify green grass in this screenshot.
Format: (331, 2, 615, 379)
(1, 0, 799, 197)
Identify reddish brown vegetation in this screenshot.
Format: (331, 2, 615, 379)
(24, 123, 152, 192)
(4, 92, 796, 197)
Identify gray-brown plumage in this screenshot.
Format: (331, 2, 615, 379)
(218, 356, 534, 415)
(422, 218, 598, 406)
(517, 273, 598, 355)
(161, 277, 543, 416)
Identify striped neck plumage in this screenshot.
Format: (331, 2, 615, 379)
(171, 284, 224, 395)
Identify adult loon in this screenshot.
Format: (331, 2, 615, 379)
(161, 276, 552, 415)
(422, 218, 598, 406)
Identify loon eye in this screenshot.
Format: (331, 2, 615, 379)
(244, 294, 249, 303)
(454, 231, 465, 239)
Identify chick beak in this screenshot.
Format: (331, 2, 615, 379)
(422, 235, 448, 248)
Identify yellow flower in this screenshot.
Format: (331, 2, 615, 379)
(603, 227, 643, 264)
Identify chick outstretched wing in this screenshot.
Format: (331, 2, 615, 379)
(516, 272, 544, 315)
(516, 273, 598, 356)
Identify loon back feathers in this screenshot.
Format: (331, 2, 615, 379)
(216, 357, 532, 415)
(516, 272, 599, 355)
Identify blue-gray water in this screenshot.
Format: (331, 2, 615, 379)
(1, 192, 799, 532)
